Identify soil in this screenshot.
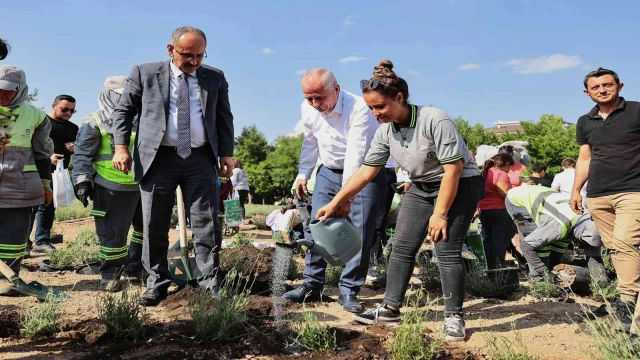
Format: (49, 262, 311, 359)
(0, 218, 610, 359)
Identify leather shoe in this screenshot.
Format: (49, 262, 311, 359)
(139, 288, 167, 306)
(282, 284, 319, 303)
(338, 294, 362, 313)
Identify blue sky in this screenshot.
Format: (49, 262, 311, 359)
(3, 0, 640, 141)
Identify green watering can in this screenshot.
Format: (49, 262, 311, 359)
(295, 217, 362, 266)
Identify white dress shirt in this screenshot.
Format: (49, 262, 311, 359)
(551, 168, 576, 195)
(161, 61, 207, 148)
(297, 90, 378, 186)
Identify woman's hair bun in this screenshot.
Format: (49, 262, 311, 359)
(373, 60, 397, 79)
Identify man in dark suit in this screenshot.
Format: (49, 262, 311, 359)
(112, 26, 234, 306)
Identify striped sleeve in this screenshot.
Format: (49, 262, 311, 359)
(362, 125, 390, 167)
(433, 118, 465, 164)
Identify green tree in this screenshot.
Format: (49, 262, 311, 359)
(249, 134, 303, 199)
(25, 88, 39, 104)
(517, 114, 579, 176)
(233, 125, 270, 167)
(454, 116, 500, 153)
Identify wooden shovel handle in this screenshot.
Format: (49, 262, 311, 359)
(0, 258, 17, 280)
(176, 186, 188, 249)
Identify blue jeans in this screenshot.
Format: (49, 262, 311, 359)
(302, 165, 386, 296)
(31, 202, 55, 245)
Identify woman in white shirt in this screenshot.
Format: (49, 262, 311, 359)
(230, 159, 250, 218)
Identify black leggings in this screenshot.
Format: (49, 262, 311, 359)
(479, 208, 515, 269)
(383, 176, 482, 316)
(238, 190, 249, 218)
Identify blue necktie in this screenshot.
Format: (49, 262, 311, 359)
(177, 73, 191, 159)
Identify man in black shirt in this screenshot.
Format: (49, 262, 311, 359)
(571, 67, 640, 333)
(30, 95, 78, 253)
(529, 162, 552, 187)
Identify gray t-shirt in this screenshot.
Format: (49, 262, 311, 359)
(363, 104, 480, 182)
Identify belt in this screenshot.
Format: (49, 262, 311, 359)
(320, 165, 344, 174)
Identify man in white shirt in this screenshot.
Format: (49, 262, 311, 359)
(283, 68, 385, 313)
(552, 158, 576, 195)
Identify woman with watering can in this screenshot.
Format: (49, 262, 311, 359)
(316, 60, 483, 342)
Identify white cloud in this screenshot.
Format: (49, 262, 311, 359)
(407, 70, 421, 76)
(286, 119, 306, 137)
(505, 54, 583, 74)
(296, 69, 307, 76)
(339, 56, 366, 63)
(261, 48, 274, 54)
(457, 63, 481, 71)
(344, 15, 358, 25)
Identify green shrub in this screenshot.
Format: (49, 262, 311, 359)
(48, 230, 100, 268)
(252, 214, 269, 230)
(20, 293, 62, 338)
(527, 273, 561, 299)
(75, 228, 99, 247)
(485, 323, 539, 360)
(602, 248, 616, 273)
(288, 310, 337, 352)
(580, 300, 639, 360)
(324, 265, 342, 287)
(230, 232, 256, 248)
(591, 279, 619, 302)
(245, 204, 279, 217)
(189, 270, 251, 341)
(388, 292, 441, 360)
(416, 252, 441, 292)
(54, 200, 92, 221)
(98, 286, 147, 339)
(371, 260, 388, 290)
(170, 206, 179, 227)
(467, 266, 513, 298)
(287, 256, 300, 280)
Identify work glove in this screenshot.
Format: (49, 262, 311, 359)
(75, 181, 93, 208)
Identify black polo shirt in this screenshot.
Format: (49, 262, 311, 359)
(576, 98, 640, 197)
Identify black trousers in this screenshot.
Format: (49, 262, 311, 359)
(383, 176, 483, 316)
(370, 168, 397, 264)
(238, 189, 249, 219)
(140, 146, 220, 291)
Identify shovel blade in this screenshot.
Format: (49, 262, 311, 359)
(168, 257, 202, 286)
(13, 278, 70, 301)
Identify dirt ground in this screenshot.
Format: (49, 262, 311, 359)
(0, 218, 605, 359)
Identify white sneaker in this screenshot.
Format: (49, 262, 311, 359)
(442, 315, 466, 342)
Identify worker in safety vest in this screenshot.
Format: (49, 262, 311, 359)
(505, 185, 602, 277)
(72, 76, 143, 292)
(0, 65, 54, 296)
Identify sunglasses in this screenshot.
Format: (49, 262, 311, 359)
(60, 107, 76, 114)
(360, 78, 384, 90)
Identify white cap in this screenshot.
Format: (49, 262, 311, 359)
(103, 75, 127, 94)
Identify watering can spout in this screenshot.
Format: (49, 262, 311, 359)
(295, 239, 314, 249)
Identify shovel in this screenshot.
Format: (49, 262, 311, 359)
(167, 186, 201, 287)
(0, 259, 70, 301)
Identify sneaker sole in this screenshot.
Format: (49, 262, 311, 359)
(353, 314, 399, 325)
(443, 333, 466, 342)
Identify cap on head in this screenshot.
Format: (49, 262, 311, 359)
(103, 75, 127, 94)
(0, 65, 25, 92)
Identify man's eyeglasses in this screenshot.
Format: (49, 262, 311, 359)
(60, 107, 76, 114)
(175, 50, 208, 61)
(360, 78, 384, 90)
